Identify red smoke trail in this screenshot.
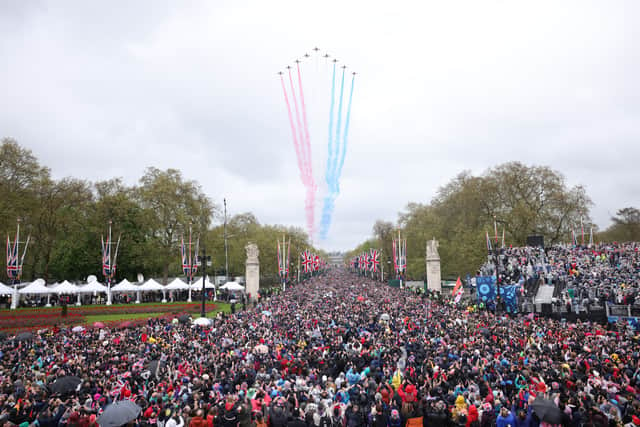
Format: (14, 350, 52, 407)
(288, 69, 310, 183)
(296, 62, 314, 186)
(280, 75, 305, 181)
(296, 62, 317, 238)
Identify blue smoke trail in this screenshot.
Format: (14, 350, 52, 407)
(335, 74, 355, 186)
(320, 68, 349, 240)
(330, 68, 346, 193)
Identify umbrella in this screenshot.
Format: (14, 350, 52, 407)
(531, 397, 563, 424)
(178, 314, 191, 324)
(171, 318, 179, 324)
(480, 328, 491, 337)
(72, 326, 85, 333)
(145, 360, 165, 380)
(93, 322, 105, 329)
(15, 332, 34, 341)
(97, 400, 142, 427)
(193, 317, 211, 326)
(261, 310, 272, 316)
(48, 375, 82, 395)
(380, 314, 390, 321)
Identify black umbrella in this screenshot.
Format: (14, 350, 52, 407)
(479, 328, 490, 337)
(531, 396, 563, 424)
(145, 360, 165, 380)
(178, 314, 190, 324)
(97, 400, 141, 427)
(15, 332, 34, 341)
(48, 376, 82, 395)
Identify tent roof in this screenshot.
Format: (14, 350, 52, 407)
(111, 278, 139, 292)
(19, 280, 51, 294)
(220, 281, 244, 291)
(140, 278, 165, 291)
(51, 280, 78, 294)
(166, 278, 189, 290)
(77, 281, 108, 293)
(0, 282, 14, 295)
(190, 276, 216, 289)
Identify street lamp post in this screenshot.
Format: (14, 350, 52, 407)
(200, 247, 211, 318)
(223, 198, 228, 283)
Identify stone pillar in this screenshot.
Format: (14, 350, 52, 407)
(245, 243, 260, 301)
(426, 238, 441, 292)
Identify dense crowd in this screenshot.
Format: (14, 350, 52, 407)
(3, 271, 640, 427)
(481, 243, 640, 308)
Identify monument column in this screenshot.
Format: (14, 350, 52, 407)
(245, 243, 260, 301)
(426, 238, 441, 292)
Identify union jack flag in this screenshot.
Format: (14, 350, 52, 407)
(6, 235, 19, 279)
(314, 255, 320, 271)
(181, 237, 190, 276)
(102, 236, 111, 277)
(301, 251, 312, 273)
(369, 249, 380, 272)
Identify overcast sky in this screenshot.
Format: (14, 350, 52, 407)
(1, 1, 639, 251)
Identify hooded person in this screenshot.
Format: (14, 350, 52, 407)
(452, 395, 469, 424)
(466, 405, 479, 427)
(388, 409, 402, 427)
(397, 383, 417, 404)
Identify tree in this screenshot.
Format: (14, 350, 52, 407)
(601, 207, 640, 242)
(0, 139, 49, 281)
(89, 179, 154, 282)
(28, 177, 94, 281)
(348, 162, 594, 279)
(478, 162, 592, 244)
(137, 168, 217, 284)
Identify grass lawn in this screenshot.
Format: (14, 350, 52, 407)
(82, 302, 232, 323)
(84, 312, 164, 323)
(3, 301, 223, 312)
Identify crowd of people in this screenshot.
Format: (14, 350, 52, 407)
(480, 243, 640, 310)
(3, 270, 640, 427)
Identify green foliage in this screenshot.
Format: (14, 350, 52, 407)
(348, 162, 595, 279)
(599, 207, 640, 242)
(0, 139, 321, 284)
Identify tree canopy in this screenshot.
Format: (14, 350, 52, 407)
(0, 139, 321, 284)
(347, 162, 596, 279)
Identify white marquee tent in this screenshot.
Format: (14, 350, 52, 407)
(19, 280, 50, 294)
(166, 278, 189, 290)
(77, 281, 108, 293)
(111, 279, 139, 292)
(190, 277, 216, 289)
(0, 282, 15, 295)
(219, 281, 244, 291)
(52, 280, 79, 294)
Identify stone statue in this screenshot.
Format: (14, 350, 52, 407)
(426, 238, 439, 259)
(245, 243, 259, 262)
(426, 238, 441, 292)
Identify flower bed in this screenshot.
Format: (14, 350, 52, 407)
(0, 303, 217, 332)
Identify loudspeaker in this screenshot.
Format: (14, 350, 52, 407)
(526, 235, 544, 248)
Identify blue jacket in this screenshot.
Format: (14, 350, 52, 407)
(497, 411, 517, 427)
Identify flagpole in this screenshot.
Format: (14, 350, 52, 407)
(187, 224, 192, 302)
(106, 221, 112, 305)
(9, 220, 20, 309)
